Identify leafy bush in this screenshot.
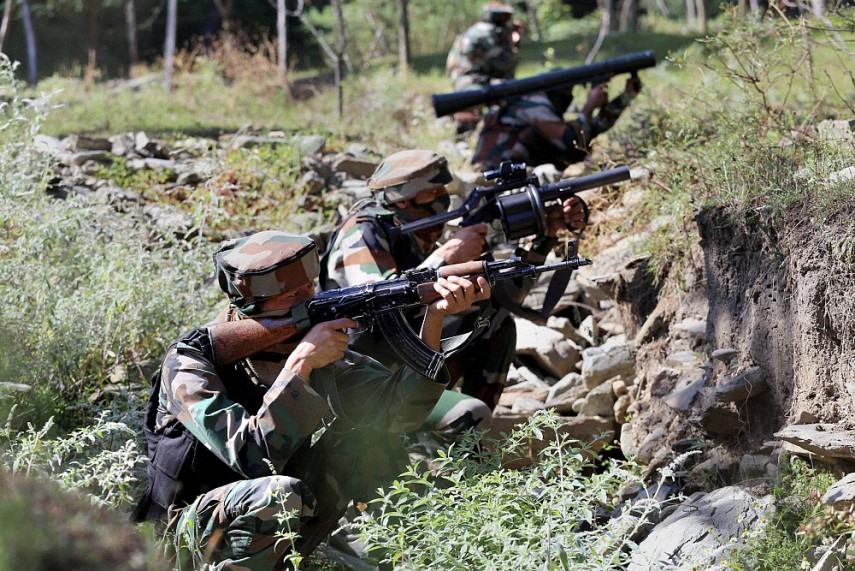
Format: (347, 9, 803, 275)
(0, 407, 145, 511)
(0, 54, 219, 428)
(355, 411, 664, 569)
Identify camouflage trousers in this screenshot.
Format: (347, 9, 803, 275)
(169, 476, 317, 571)
(440, 311, 516, 411)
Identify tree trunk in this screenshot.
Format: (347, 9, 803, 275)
(332, 0, 345, 119)
(694, 0, 707, 32)
(0, 0, 14, 53)
(85, 0, 99, 84)
(125, 0, 139, 71)
(397, 0, 410, 74)
(163, 0, 177, 91)
(277, 0, 287, 84)
(619, 0, 638, 32)
(810, 0, 824, 16)
(20, 0, 36, 85)
(686, 0, 697, 31)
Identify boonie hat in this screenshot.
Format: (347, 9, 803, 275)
(368, 150, 453, 203)
(214, 230, 319, 311)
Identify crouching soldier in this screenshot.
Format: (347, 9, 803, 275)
(132, 230, 490, 569)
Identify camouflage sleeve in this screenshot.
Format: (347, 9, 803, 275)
(323, 214, 440, 287)
(590, 92, 632, 139)
(160, 328, 330, 478)
(323, 216, 399, 288)
(322, 350, 447, 434)
(514, 95, 586, 153)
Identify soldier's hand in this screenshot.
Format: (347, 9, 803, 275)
(284, 317, 356, 379)
(546, 196, 587, 236)
(582, 83, 609, 117)
(624, 74, 642, 99)
(427, 276, 492, 317)
(434, 224, 488, 264)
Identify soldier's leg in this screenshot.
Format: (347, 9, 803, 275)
(170, 475, 317, 570)
(456, 315, 516, 410)
(423, 389, 492, 439)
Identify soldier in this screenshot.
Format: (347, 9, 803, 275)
(132, 230, 490, 569)
(320, 150, 586, 414)
(472, 74, 643, 171)
(446, 2, 524, 133)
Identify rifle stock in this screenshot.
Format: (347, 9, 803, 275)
(432, 50, 657, 118)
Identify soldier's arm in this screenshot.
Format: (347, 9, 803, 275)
(162, 328, 330, 478)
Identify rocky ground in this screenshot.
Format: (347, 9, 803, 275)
(34, 118, 855, 569)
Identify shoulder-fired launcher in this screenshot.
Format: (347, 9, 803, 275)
(432, 49, 657, 118)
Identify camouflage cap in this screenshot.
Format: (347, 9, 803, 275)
(214, 230, 319, 311)
(368, 149, 453, 203)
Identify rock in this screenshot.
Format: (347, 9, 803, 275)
(828, 166, 855, 185)
(628, 487, 775, 570)
(792, 409, 819, 424)
(714, 367, 767, 403)
(711, 348, 738, 364)
(635, 307, 667, 344)
(697, 403, 742, 436)
(739, 454, 770, 481)
(332, 154, 379, 179)
(544, 373, 588, 413)
(578, 314, 598, 346)
(505, 364, 549, 388)
(664, 350, 702, 368)
(545, 316, 589, 347)
(511, 397, 547, 414)
(817, 118, 854, 142)
(69, 150, 111, 166)
(673, 317, 707, 342)
(614, 394, 631, 424)
(775, 424, 855, 463)
(580, 334, 635, 389)
(821, 473, 855, 508)
(64, 134, 112, 152)
(662, 370, 706, 413)
(514, 318, 581, 378)
(293, 134, 327, 155)
(578, 381, 615, 417)
(635, 427, 667, 464)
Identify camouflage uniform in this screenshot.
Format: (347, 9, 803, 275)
(133, 231, 468, 570)
(446, 20, 519, 92)
(445, 4, 519, 133)
(472, 89, 636, 171)
(321, 151, 555, 411)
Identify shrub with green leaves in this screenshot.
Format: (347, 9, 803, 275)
(355, 411, 663, 570)
(0, 54, 219, 429)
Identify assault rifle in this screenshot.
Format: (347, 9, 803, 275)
(211, 256, 592, 379)
(432, 49, 657, 118)
(390, 161, 632, 242)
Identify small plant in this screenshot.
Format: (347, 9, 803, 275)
(720, 455, 843, 570)
(354, 410, 662, 569)
(0, 407, 147, 511)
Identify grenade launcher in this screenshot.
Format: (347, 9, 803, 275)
(432, 49, 657, 118)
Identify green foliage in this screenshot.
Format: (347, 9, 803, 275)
(0, 407, 146, 511)
(355, 411, 661, 569)
(720, 456, 847, 570)
(607, 11, 855, 288)
(0, 55, 218, 428)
